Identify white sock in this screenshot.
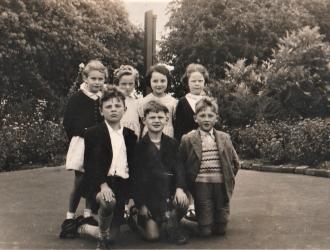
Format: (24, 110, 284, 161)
(84, 209, 92, 218)
(66, 212, 75, 219)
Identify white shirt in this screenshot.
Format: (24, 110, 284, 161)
(105, 121, 129, 179)
(185, 93, 204, 113)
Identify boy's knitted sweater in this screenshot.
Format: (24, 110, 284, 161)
(195, 129, 223, 183)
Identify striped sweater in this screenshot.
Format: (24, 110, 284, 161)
(195, 129, 223, 183)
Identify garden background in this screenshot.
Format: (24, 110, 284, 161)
(1, 0, 329, 171)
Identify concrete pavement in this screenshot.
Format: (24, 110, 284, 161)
(0, 167, 329, 249)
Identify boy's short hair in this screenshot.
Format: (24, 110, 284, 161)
(100, 85, 126, 108)
(181, 63, 210, 86)
(143, 100, 169, 117)
(145, 64, 173, 92)
(195, 97, 218, 115)
(83, 59, 109, 79)
(113, 65, 140, 86)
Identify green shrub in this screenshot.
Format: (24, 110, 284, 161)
(234, 118, 330, 166)
(260, 26, 330, 119)
(209, 59, 263, 126)
(0, 99, 67, 171)
(211, 26, 330, 126)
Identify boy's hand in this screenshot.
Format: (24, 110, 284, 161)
(100, 183, 115, 202)
(139, 205, 151, 218)
(174, 188, 189, 208)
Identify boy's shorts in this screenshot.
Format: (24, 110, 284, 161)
(193, 183, 229, 228)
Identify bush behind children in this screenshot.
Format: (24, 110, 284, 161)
(59, 61, 240, 249)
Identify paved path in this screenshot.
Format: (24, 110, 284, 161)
(0, 167, 329, 249)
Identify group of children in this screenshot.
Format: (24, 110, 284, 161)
(60, 59, 240, 249)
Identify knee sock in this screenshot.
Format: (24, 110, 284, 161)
(98, 213, 112, 237)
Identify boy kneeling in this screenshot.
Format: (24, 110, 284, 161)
(179, 98, 240, 237)
(133, 101, 189, 244)
(81, 86, 137, 249)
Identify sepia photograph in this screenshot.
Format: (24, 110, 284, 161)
(0, 0, 330, 249)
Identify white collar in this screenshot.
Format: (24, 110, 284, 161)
(80, 82, 102, 100)
(128, 90, 142, 99)
(186, 93, 204, 100)
(105, 121, 123, 135)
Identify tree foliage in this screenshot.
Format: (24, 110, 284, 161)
(0, 0, 144, 116)
(301, 0, 330, 41)
(210, 59, 263, 126)
(161, 0, 322, 97)
(210, 26, 330, 125)
(261, 26, 330, 119)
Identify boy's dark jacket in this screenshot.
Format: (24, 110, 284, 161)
(179, 129, 240, 200)
(81, 121, 137, 199)
(133, 133, 187, 211)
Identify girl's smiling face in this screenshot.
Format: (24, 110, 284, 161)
(188, 71, 205, 95)
(118, 74, 135, 97)
(150, 72, 168, 97)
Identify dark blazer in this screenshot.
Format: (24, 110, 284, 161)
(179, 129, 240, 200)
(63, 91, 103, 141)
(174, 97, 198, 142)
(81, 122, 137, 199)
(133, 133, 187, 212)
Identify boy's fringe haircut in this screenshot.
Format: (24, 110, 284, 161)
(100, 85, 126, 107)
(195, 97, 218, 115)
(143, 100, 169, 117)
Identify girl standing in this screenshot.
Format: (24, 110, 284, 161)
(138, 64, 177, 138)
(174, 63, 209, 141)
(60, 59, 108, 238)
(113, 65, 141, 138)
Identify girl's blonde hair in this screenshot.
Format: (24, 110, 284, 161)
(181, 63, 209, 85)
(82, 59, 108, 79)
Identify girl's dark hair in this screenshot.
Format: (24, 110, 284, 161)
(181, 63, 210, 86)
(145, 64, 173, 92)
(100, 85, 126, 108)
